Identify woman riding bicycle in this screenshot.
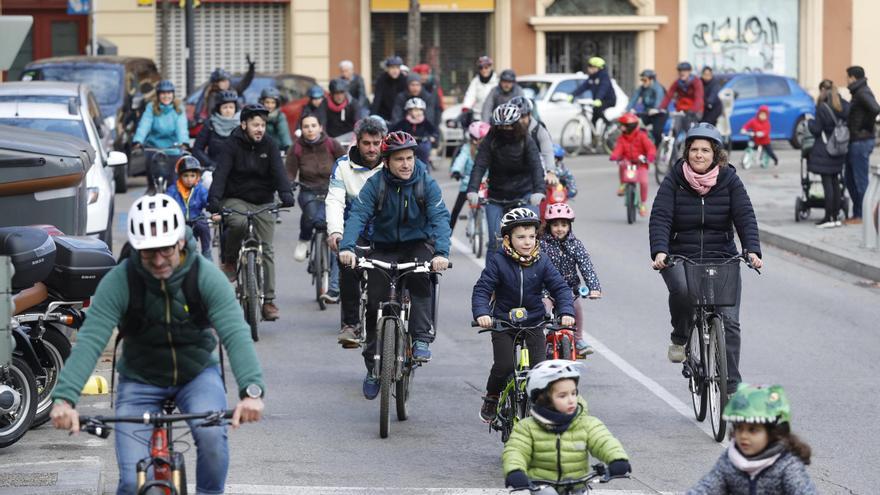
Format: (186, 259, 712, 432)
(449, 121, 490, 230)
(648, 123, 762, 390)
(132, 80, 189, 191)
(193, 89, 240, 172)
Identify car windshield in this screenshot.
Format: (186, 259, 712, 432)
(0, 118, 87, 141)
(519, 81, 552, 100)
(34, 66, 122, 111)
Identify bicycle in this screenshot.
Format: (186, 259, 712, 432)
(740, 131, 771, 170)
(560, 99, 616, 156)
(356, 257, 451, 438)
(654, 110, 687, 185)
(543, 288, 590, 360)
(131, 146, 186, 194)
(511, 463, 630, 494)
(664, 252, 760, 442)
(220, 203, 282, 342)
(618, 159, 643, 225)
(79, 400, 233, 495)
(466, 181, 489, 258)
(300, 191, 331, 310)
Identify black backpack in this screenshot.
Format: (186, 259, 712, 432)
(373, 173, 428, 215)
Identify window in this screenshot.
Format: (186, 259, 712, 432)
(0, 118, 87, 141)
(759, 77, 791, 97)
(546, 0, 636, 16)
(552, 79, 583, 99)
(519, 81, 552, 101)
(37, 66, 123, 112)
(729, 76, 758, 100)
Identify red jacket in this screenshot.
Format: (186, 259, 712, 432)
(659, 76, 704, 113)
(610, 129, 656, 164)
(742, 106, 772, 145)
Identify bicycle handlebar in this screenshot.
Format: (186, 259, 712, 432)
(472, 318, 569, 333)
(356, 258, 453, 273)
(666, 252, 761, 274)
(79, 410, 235, 438)
(220, 203, 282, 218)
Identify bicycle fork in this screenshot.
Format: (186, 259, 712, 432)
(136, 428, 187, 494)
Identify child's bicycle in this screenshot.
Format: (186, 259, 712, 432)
(78, 400, 234, 495)
(544, 287, 592, 360)
(740, 131, 771, 169)
(466, 181, 489, 258)
(618, 159, 644, 224)
(510, 463, 630, 494)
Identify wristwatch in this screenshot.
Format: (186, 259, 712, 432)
(244, 384, 263, 399)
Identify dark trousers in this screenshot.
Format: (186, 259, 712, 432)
(362, 242, 435, 370)
(340, 237, 370, 327)
(298, 189, 327, 241)
(638, 111, 668, 145)
(763, 143, 779, 164)
(189, 218, 212, 257)
(845, 138, 874, 218)
(449, 191, 468, 230)
(486, 328, 545, 396)
(661, 262, 742, 387)
(821, 173, 842, 221)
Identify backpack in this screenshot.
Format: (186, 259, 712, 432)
(292, 138, 335, 161)
(822, 103, 850, 157)
(374, 172, 427, 214)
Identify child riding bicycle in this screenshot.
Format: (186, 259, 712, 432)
(450, 121, 490, 230)
(166, 155, 212, 259)
(502, 359, 631, 491)
(472, 208, 575, 422)
(610, 113, 656, 216)
(740, 105, 778, 167)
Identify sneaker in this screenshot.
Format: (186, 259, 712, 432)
(362, 374, 380, 400)
(293, 242, 309, 262)
(261, 302, 280, 321)
(616, 184, 626, 196)
(668, 344, 686, 363)
(320, 290, 340, 304)
(816, 219, 839, 229)
(576, 340, 595, 357)
(639, 204, 648, 217)
(412, 341, 432, 362)
(337, 324, 360, 348)
(480, 395, 499, 423)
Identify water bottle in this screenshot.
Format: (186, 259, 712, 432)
(578, 286, 589, 298)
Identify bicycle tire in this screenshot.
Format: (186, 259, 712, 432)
(625, 184, 637, 224)
(560, 334, 574, 361)
(655, 141, 671, 185)
(741, 148, 753, 170)
(0, 357, 37, 448)
(560, 118, 586, 156)
(32, 325, 71, 427)
(499, 391, 515, 443)
(395, 364, 412, 421)
(688, 323, 708, 422)
(474, 208, 484, 259)
(379, 318, 396, 438)
(315, 232, 327, 310)
(708, 315, 728, 442)
(245, 252, 260, 342)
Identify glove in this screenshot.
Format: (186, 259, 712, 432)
(505, 470, 530, 489)
(592, 99, 603, 107)
(638, 154, 647, 164)
(451, 171, 462, 181)
(206, 201, 221, 214)
(467, 192, 480, 206)
(608, 459, 632, 477)
(529, 193, 545, 206)
(279, 192, 296, 208)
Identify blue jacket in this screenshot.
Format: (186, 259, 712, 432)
(472, 250, 575, 326)
(627, 81, 666, 111)
(341, 160, 452, 257)
(450, 142, 478, 193)
(166, 182, 209, 221)
(573, 68, 616, 108)
(133, 102, 189, 149)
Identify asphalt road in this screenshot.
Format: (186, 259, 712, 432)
(4, 149, 878, 494)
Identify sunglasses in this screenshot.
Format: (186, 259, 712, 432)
(139, 245, 178, 259)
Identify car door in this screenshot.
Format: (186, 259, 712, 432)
(757, 76, 796, 140)
(541, 78, 585, 142)
(727, 75, 760, 141)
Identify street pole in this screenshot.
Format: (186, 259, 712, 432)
(185, 0, 195, 95)
(90, 1, 97, 55)
(406, 0, 420, 67)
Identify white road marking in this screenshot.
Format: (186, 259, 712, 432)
(218, 485, 667, 495)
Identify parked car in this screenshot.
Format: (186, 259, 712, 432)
(185, 72, 317, 138)
(0, 82, 127, 249)
(439, 73, 628, 155)
(20, 56, 161, 191)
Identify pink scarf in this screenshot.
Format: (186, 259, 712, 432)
(682, 162, 719, 196)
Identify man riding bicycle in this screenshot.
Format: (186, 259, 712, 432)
(572, 56, 617, 133)
(658, 61, 705, 136)
(50, 194, 266, 495)
(206, 103, 296, 321)
(627, 69, 667, 145)
(338, 131, 451, 399)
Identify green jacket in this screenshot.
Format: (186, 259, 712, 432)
(53, 232, 265, 405)
(502, 397, 628, 482)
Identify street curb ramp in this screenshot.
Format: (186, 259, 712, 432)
(0, 457, 102, 495)
(759, 224, 880, 282)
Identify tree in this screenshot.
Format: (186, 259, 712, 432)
(406, 0, 421, 68)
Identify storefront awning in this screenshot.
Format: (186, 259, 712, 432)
(529, 15, 668, 32)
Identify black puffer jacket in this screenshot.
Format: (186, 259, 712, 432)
(649, 160, 761, 260)
(467, 133, 544, 201)
(371, 72, 408, 122)
(846, 78, 880, 141)
(192, 120, 232, 171)
(808, 100, 850, 175)
(207, 127, 294, 209)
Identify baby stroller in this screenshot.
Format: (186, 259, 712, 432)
(794, 123, 850, 221)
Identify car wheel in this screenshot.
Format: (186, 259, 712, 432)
(789, 115, 806, 149)
(114, 163, 128, 193)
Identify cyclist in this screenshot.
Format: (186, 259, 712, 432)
(371, 55, 408, 123)
(390, 97, 438, 166)
(286, 114, 345, 266)
(50, 194, 266, 495)
(166, 155, 212, 259)
(338, 131, 451, 398)
(659, 61, 705, 134)
(466, 103, 545, 251)
(391, 73, 437, 125)
(449, 121, 490, 230)
(206, 104, 296, 321)
(259, 87, 293, 153)
(193, 89, 240, 171)
(301, 84, 327, 128)
(609, 113, 656, 216)
(572, 56, 617, 134)
(649, 123, 762, 390)
(472, 208, 575, 422)
(461, 55, 499, 125)
(689, 384, 817, 494)
(509, 95, 557, 184)
(196, 56, 256, 126)
(412, 63, 444, 128)
(481, 69, 524, 121)
(326, 116, 387, 348)
(131, 79, 189, 191)
(503, 360, 630, 491)
(627, 69, 667, 145)
(324, 78, 362, 138)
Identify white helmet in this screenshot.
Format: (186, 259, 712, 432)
(500, 207, 540, 235)
(404, 97, 426, 111)
(526, 359, 583, 400)
(127, 194, 186, 250)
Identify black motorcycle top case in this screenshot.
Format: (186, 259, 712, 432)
(46, 236, 115, 300)
(0, 226, 56, 290)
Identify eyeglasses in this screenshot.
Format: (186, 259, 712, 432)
(139, 245, 178, 259)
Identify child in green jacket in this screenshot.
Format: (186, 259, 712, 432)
(502, 360, 631, 490)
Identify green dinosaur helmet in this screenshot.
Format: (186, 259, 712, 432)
(723, 383, 791, 425)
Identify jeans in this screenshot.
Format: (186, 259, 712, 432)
(189, 218, 212, 258)
(661, 262, 742, 387)
(221, 198, 277, 300)
(485, 195, 539, 252)
(338, 238, 369, 327)
(114, 366, 228, 495)
(763, 143, 779, 164)
(845, 138, 874, 218)
(486, 327, 545, 396)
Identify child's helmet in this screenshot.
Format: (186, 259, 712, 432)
(545, 203, 575, 221)
(404, 97, 426, 111)
(468, 121, 491, 140)
(722, 383, 791, 425)
(526, 359, 583, 401)
(500, 207, 540, 235)
(618, 112, 639, 134)
(175, 155, 202, 175)
(307, 85, 324, 99)
(553, 143, 565, 159)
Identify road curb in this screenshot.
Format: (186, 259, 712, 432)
(759, 224, 880, 282)
(0, 456, 102, 495)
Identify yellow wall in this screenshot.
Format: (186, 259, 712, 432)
(289, 0, 330, 83)
(93, 0, 156, 60)
(851, 0, 879, 81)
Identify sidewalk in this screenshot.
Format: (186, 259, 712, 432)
(735, 147, 880, 282)
(0, 457, 102, 495)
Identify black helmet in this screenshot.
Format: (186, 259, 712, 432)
(499, 69, 516, 82)
(329, 78, 349, 94)
(385, 55, 404, 67)
(676, 61, 693, 71)
(214, 90, 239, 112)
(639, 69, 656, 79)
(491, 103, 521, 126)
(175, 155, 202, 175)
(686, 122, 723, 146)
(259, 87, 282, 103)
(240, 103, 269, 123)
(156, 80, 175, 93)
(508, 96, 533, 116)
(210, 68, 231, 83)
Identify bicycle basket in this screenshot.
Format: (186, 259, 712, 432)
(684, 262, 740, 307)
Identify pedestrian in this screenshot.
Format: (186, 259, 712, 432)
(259, 88, 293, 153)
(481, 69, 524, 122)
(688, 384, 817, 495)
(741, 105, 779, 166)
(572, 57, 617, 137)
(391, 73, 437, 125)
(301, 85, 327, 129)
(196, 56, 256, 127)
(808, 79, 850, 228)
(338, 60, 370, 118)
(450, 121, 490, 229)
(627, 69, 667, 145)
(323, 78, 362, 138)
(701, 66, 723, 126)
(166, 155, 212, 259)
(412, 63, 444, 128)
(462, 55, 499, 124)
(844, 65, 880, 224)
(371, 55, 408, 122)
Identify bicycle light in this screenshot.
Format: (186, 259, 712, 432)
(509, 307, 528, 324)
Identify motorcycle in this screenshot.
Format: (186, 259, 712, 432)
(0, 320, 38, 448)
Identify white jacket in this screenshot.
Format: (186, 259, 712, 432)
(325, 154, 384, 236)
(462, 73, 499, 121)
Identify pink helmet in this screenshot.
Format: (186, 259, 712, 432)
(468, 121, 491, 140)
(545, 202, 575, 221)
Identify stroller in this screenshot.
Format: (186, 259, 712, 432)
(794, 121, 850, 221)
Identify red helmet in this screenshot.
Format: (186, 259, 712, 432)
(618, 113, 639, 125)
(380, 131, 418, 157)
(544, 202, 575, 221)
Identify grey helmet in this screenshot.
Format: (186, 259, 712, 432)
(491, 103, 521, 126)
(686, 122, 723, 146)
(404, 97, 426, 111)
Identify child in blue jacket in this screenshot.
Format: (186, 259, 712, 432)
(472, 207, 575, 423)
(166, 155, 211, 258)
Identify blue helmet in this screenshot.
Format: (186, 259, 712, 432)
(677, 61, 693, 71)
(210, 68, 231, 83)
(307, 85, 324, 99)
(553, 143, 565, 159)
(156, 80, 175, 93)
(385, 55, 404, 67)
(686, 122, 723, 146)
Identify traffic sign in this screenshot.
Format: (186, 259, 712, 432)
(67, 0, 91, 15)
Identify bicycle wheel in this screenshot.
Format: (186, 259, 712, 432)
(560, 118, 587, 156)
(473, 208, 484, 259)
(314, 232, 327, 310)
(655, 141, 671, 185)
(498, 390, 515, 443)
(741, 148, 753, 170)
(32, 326, 71, 427)
(708, 316, 728, 442)
(395, 362, 413, 421)
(625, 184, 636, 224)
(688, 322, 708, 422)
(0, 357, 37, 448)
(379, 318, 396, 438)
(560, 334, 574, 361)
(245, 252, 260, 342)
